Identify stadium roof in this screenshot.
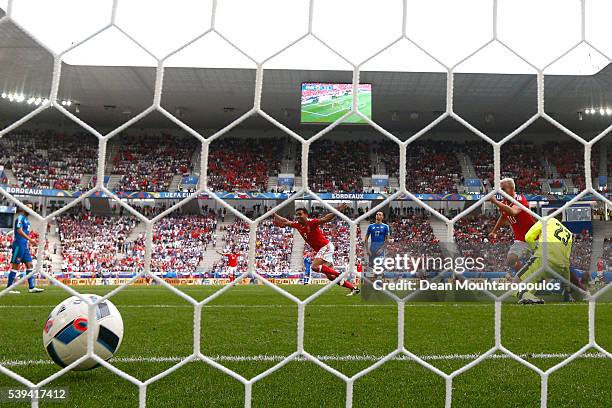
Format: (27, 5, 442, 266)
(0, 1, 611, 134)
(2, 0, 612, 75)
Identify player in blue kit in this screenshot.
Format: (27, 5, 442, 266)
(365, 211, 390, 268)
(6, 204, 44, 294)
(302, 255, 312, 285)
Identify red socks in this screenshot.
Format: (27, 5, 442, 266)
(314, 264, 356, 290)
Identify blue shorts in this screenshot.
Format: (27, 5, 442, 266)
(369, 244, 385, 265)
(11, 242, 32, 265)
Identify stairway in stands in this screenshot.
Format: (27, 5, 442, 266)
(388, 176, 399, 192)
(429, 216, 459, 256)
(198, 213, 234, 274)
(359, 219, 369, 240)
(598, 143, 608, 187)
(267, 176, 278, 191)
(3, 169, 18, 186)
(456, 152, 477, 179)
(290, 229, 306, 272)
(79, 174, 92, 190)
(126, 221, 147, 243)
(45, 218, 64, 273)
(107, 174, 123, 190)
(169, 174, 182, 192)
(589, 220, 612, 272)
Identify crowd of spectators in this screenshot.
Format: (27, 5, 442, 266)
(0, 232, 10, 272)
(0, 130, 603, 199)
(112, 134, 196, 192)
(386, 212, 443, 272)
(1, 202, 605, 282)
(463, 141, 494, 190)
(543, 142, 585, 192)
(209, 217, 295, 277)
(207, 137, 285, 193)
(372, 140, 400, 177)
(254, 218, 294, 276)
(300, 84, 353, 104)
(57, 210, 139, 274)
(454, 213, 514, 272)
(57, 209, 219, 275)
(406, 141, 461, 194)
(309, 140, 372, 193)
(604, 237, 612, 271)
(301, 216, 365, 268)
(571, 230, 592, 271)
(0, 130, 97, 190)
(209, 220, 250, 275)
(130, 213, 218, 274)
(0, 230, 51, 273)
(501, 142, 545, 194)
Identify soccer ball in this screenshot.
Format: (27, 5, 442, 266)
(42, 294, 124, 370)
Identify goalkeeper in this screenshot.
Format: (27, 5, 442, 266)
(513, 214, 573, 304)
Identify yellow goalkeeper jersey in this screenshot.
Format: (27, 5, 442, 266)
(524, 218, 573, 267)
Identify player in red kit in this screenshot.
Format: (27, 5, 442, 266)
(217, 248, 239, 281)
(489, 177, 536, 276)
(273, 203, 360, 296)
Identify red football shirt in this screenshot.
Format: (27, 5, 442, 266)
(290, 218, 329, 252)
(226, 253, 238, 267)
(503, 194, 536, 242)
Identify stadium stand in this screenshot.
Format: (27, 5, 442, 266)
(208, 137, 286, 193)
(501, 142, 545, 194)
(406, 141, 461, 194)
(571, 230, 593, 271)
(209, 218, 294, 277)
(254, 218, 294, 276)
(604, 237, 612, 270)
(309, 140, 372, 193)
(386, 212, 443, 271)
(0, 230, 51, 273)
(57, 210, 139, 275)
(131, 213, 218, 275)
(0, 232, 12, 273)
(111, 134, 196, 192)
(0, 131, 97, 190)
(463, 141, 494, 189)
(454, 213, 514, 272)
(58, 209, 218, 276)
(543, 142, 585, 192)
(307, 140, 400, 193)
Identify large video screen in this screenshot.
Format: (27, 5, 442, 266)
(300, 83, 372, 124)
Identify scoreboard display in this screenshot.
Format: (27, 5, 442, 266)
(0, 206, 15, 230)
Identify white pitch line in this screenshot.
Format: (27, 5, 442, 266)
(302, 101, 368, 118)
(301, 108, 347, 117)
(0, 303, 607, 309)
(0, 352, 609, 367)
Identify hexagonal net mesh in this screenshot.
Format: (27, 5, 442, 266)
(0, 0, 610, 407)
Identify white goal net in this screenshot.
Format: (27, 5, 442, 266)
(0, 0, 610, 407)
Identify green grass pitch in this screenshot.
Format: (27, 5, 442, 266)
(301, 94, 372, 124)
(0, 285, 610, 407)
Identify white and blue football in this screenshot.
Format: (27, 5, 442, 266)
(42, 295, 124, 370)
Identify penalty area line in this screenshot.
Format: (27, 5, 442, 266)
(0, 352, 609, 367)
(0, 303, 605, 309)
